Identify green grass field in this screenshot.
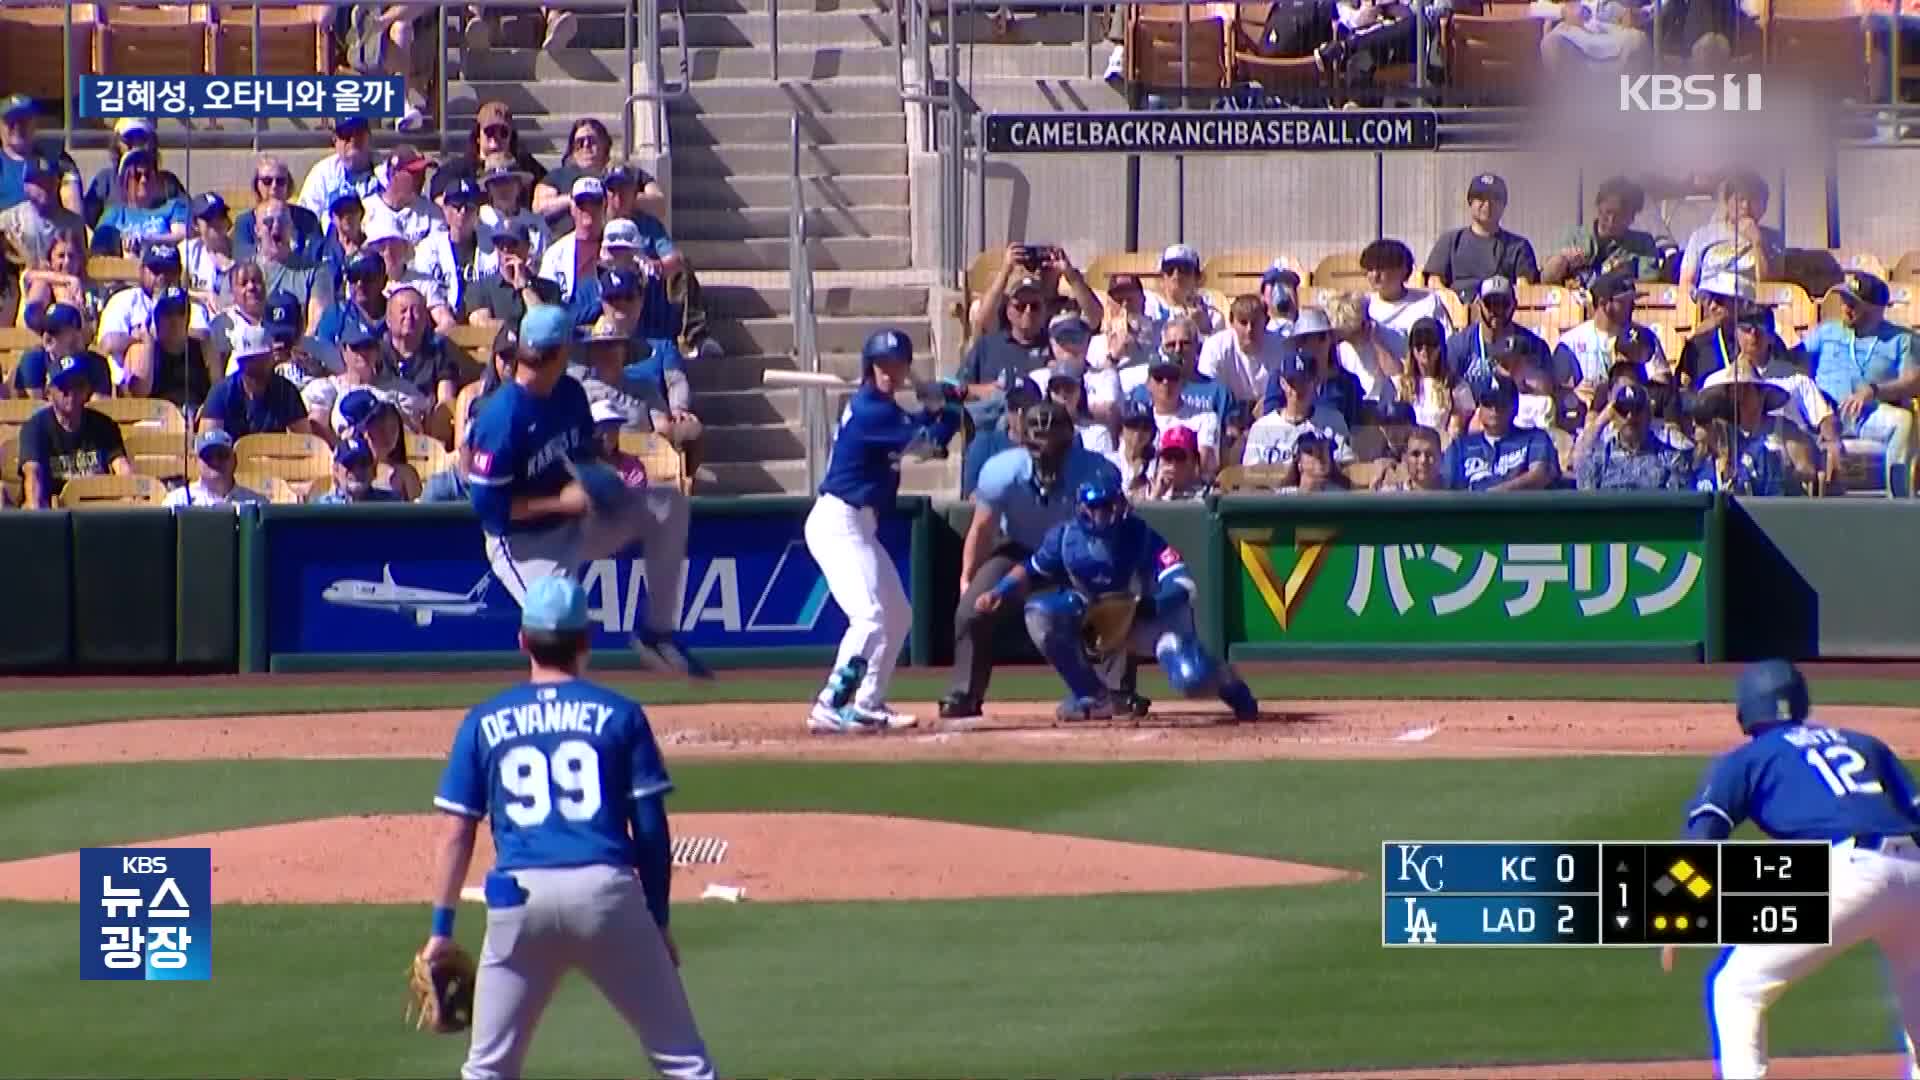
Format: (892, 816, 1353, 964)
(3, 673, 1913, 1075)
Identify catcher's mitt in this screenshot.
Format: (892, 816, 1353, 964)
(407, 944, 477, 1034)
(1082, 592, 1139, 658)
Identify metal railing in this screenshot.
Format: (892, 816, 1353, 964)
(623, 0, 691, 157)
(897, 0, 970, 289)
(788, 113, 829, 494)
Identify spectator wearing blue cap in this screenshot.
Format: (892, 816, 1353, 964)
(12, 301, 109, 400)
(123, 287, 217, 413)
(1241, 344, 1355, 468)
(1441, 374, 1560, 491)
(163, 429, 270, 509)
(332, 387, 424, 500)
(297, 117, 382, 224)
(410, 172, 483, 313)
(461, 223, 561, 331)
(304, 320, 429, 437)
(960, 369, 1043, 498)
(181, 193, 236, 304)
(311, 248, 389, 353)
(315, 433, 404, 504)
(200, 326, 315, 439)
(90, 146, 190, 257)
(314, 187, 369, 289)
(383, 286, 460, 408)
(95, 243, 210, 369)
(537, 176, 616, 323)
(1796, 271, 1919, 493)
(0, 154, 84, 321)
(1571, 362, 1691, 491)
(1122, 313, 1235, 421)
(1107, 399, 1160, 497)
(242, 197, 338, 338)
(1423, 174, 1541, 303)
(1260, 263, 1301, 333)
(232, 155, 326, 263)
(0, 94, 83, 218)
(17, 353, 131, 508)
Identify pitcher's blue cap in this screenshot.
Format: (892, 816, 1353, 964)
(521, 575, 590, 633)
(521, 304, 574, 350)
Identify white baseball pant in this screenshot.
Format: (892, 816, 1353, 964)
(1708, 837, 1920, 1079)
(462, 865, 712, 1080)
(802, 493, 909, 711)
(484, 485, 691, 638)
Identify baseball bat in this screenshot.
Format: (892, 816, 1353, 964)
(763, 370, 853, 390)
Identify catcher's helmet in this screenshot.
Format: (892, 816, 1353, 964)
(860, 328, 913, 380)
(1076, 476, 1127, 532)
(1734, 659, 1809, 735)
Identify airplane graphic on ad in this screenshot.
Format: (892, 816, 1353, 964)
(321, 565, 496, 627)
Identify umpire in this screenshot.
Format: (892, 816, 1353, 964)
(939, 401, 1121, 719)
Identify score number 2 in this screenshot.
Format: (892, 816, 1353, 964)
(1805, 745, 1884, 798)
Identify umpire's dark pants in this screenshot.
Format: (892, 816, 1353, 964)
(948, 542, 1032, 703)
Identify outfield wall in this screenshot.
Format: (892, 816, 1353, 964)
(0, 494, 1907, 673)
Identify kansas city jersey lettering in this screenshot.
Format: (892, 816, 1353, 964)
(465, 375, 598, 535)
(1028, 515, 1190, 599)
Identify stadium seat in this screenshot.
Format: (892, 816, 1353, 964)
(404, 432, 451, 477)
(1893, 251, 1920, 282)
(1431, 288, 1469, 330)
(57, 473, 166, 508)
(1216, 463, 1292, 492)
(0, 400, 41, 425)
(1085, 252, 1165, 292)
(1350, 426, 1389, 462)
(98, 398, 187, 431)
(121, 429, 195, 482)
(1312, 251, 1369, 290)
(0, 3, 98, 107)
(1753, 281, 1816, 346)
(1633, 283, 1697, 326)
(89, 256, 142, 285)
(618, 431, 690, 494)
(444, 324, 498, 358)
(304, 471, 334, 502)
(1442, 11, 1542, 102)
(0, 327, 35, 352)
(0, 438, 20, 508)
(451, 379, 487, 452)
(208, 3, 332, 77)
(232, 469, 299, 504)
(1229, 5, 1324, 93)
(1126, 6, 1231, 94)
(94, 4, 211, 80)
(1761, 0, 1869, 100)
(1345, 459, 1388, 489)
(1204, 250, 1305, 294)
(234, 432, 331, 483)
(0, 351, 20, 391)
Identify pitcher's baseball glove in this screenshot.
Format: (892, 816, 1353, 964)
(407, 944, 477, 1034)
(1082, 592, 1139, 658)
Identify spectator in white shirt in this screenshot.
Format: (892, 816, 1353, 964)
(1199, 293, 1289, 405)
(365, 215, 455, 332)
(1035, 364, 1114, 457)
(1143, 350, 1221, 475)
(296, 117, 381, 223)
(1242, 348, 1356, 466)
(1678, 169, 1782, 295)
(538, 176, 608, 302)
(1361, 238, 1452, 344)
(360, 147, 441, 247)
(1085, 272, 1156, 413)
(1700, 304, 1841, 488)
(181, 193, 235, 308)
(96, 243, 210, 372)
(1393, 316, 1470, 442)
(411, 173, 481, 313)
(1551, 269, 1668, 398)
(163, 429, 270, 508)
(1145, 243, 1221, 336)
(210, 262, 269, 367)
(303, 319, 430, 438)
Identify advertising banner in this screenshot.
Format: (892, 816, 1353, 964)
(1224, 497, 1714, 654)
(263, 507, 911, 658)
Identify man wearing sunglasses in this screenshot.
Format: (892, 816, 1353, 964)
(958, 274, 1055, 435)
(234, 155, 325, 262)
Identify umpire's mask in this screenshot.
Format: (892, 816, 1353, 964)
(1023, 401, 1075, 496)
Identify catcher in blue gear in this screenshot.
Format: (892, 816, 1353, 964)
(974, 476, 1259, 722)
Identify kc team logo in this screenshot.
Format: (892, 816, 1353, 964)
(80, 848, 212, 980)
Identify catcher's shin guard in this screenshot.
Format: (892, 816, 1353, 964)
(1024, 590, 1107, 701)
(1156, 632, 1222, 697)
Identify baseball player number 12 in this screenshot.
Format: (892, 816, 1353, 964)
(1379, 840, 1832, 948)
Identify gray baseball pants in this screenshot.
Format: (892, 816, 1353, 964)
(463, 865, 713, 1080)
(484, 485, 691, 637)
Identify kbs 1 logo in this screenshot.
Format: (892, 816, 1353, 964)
(79, 848, 212, 980)
(1618, 73, 1764, 113)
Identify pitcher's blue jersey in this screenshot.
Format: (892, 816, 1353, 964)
(435, 678, 673, 871)
(1027, 514, 1194, 600)
(466, 376, 596, 536)
(1686, 723, 1920, 842)
(818, 384, 961, 510)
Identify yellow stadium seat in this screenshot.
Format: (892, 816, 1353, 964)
(445, 324, 498, 357)
(618, 431, 690, 494)
(1085, 252, 1166, 292)
(452, 379, 488, 452)
(1432, 288, 1469, 331)
(0, 399, 42, 425)
(97, 397, 187, 431)
(0, 437, 20, 508)
(1633, 283, 1697, 332)
(1518, 283, 1581, 321)
(231, 470, 300, 504)
(404, 432, 451, 477)
(1754, 281, 1816, 347)
(1762, 0, 1870, 102)
(1893, 251, 1920, 282)
(1345, 459, 1389, 490)
(89, 256, 141, 284)
(1312, 251, 1369, 290)
(0, 350, 21, 389)
(1216, 463, 1291, 493)
(1204, 250, 1303, 294)
(0, 4, 97, 107)
(208, 3, 332, 77)
(0, 327, 34, 351)
(235, 432, 331, 483)
(121, 429, 196, 482)
(1444, 11, 1544, 99)
(304, 472, 335, 502)
(57, 474, 166, 508)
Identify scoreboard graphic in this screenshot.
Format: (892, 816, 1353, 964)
(1382, 841, 1832, 948)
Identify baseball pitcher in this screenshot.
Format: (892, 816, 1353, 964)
(974, 476, 1259, 722)
(1666, 660, 1920, 1080)
(465, 303, 706, 678)
(418, 575, 714, 1080)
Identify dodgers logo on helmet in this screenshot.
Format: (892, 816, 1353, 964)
(861, 329, 912, 365)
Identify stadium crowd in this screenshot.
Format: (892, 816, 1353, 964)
(0, 92, 707, 510)
(958, 170, 1918, 500)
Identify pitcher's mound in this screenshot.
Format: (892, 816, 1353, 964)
(0, 812, 1354, 904)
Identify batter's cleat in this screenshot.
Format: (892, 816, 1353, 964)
(847, 703, 919, 730)
(1221, 679, 1259, 722)
(937, 692, 983, 720)
(1056, 695, 1115, 723)
(632, 630, 713, 680)
(1115, 691, 1153, 718)
(807, 703, 889, 735)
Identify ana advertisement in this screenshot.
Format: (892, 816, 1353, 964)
(264, 508, 912, 657)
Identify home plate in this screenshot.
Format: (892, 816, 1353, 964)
(1394, 725, 1439, 742)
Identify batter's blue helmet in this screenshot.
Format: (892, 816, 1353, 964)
(1735, 659, 1809, 734)
(860, 328, 913, 379)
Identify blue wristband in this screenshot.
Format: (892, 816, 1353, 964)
(991, 577, 1019, 600)
(431, 906, 455, 937)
